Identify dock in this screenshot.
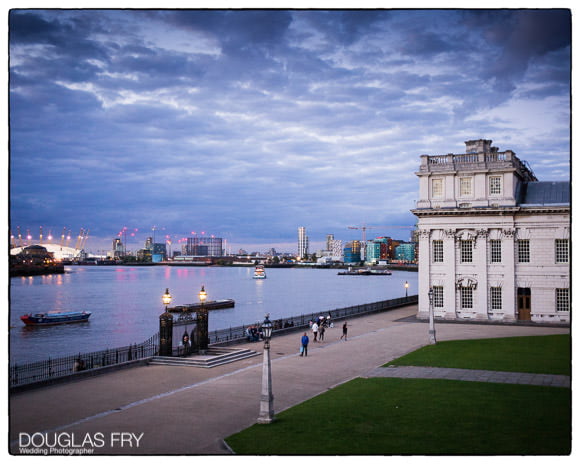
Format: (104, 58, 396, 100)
(168, 299, 235, 312)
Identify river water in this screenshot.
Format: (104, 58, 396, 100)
(9, 265, 417, 364)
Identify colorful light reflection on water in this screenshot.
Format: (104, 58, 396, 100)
(10, 266, 417, 364)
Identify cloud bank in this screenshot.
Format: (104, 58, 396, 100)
(9, 9, 571, 252)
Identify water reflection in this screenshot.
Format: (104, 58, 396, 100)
(10, 266, 417, 364)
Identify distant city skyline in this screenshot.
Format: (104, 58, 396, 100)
(8, 223, 416, 255)
(8, 10, 571, 253)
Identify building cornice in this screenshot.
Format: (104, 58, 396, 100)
(411, 205, 569, 217)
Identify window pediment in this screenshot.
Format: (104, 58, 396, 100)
(456, 277, 478, 290)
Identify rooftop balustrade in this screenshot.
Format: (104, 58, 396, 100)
(418, 150, 536, 181)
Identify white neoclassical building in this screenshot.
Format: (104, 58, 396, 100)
(412, 139, 570, 324)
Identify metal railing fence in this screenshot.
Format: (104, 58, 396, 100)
(9, 333, 159, 389)
(10, 296, 416, 389)
(209, 295, 418, 344)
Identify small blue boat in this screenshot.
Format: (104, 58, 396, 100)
(20, 311, 91, 326)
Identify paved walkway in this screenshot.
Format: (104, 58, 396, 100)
(366, 366, 571, 388)
(9, 305, 570, 455)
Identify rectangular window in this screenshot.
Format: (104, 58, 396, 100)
(432, 179, 443, 198)
(460, 240, 473, 263)
(490, 287, 502, 311)
(517, 239, 530, 263)
(460, 177, 472, 196)
(556, 288, 570, 312)
(490, 240, 502, 263)
(489, 176, 502, 195)
(432, 240, 443, 263)
(460, 287, 473, 309)
(555, 239, 569, 263)
(433, 286, 444, 308)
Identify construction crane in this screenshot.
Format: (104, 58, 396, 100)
(347, 224, 377, 244)
(348, 224, 415, 243)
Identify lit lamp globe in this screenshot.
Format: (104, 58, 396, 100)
(199, 285, 207, 304)
(162, 288, 172, 309)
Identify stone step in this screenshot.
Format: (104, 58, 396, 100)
(148, 348, 259, 368)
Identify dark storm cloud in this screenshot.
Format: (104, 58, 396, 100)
(297, 10, 391, 45)
(461, 9, 571, 91)
(9, 11, 110, 65)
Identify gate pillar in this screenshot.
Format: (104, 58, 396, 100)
(159, 310, 173, 357)
(196, 309, 209, 354)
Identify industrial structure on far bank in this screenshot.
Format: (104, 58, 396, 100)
(412, 139, 570, 324)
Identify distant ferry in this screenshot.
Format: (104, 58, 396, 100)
(20, 311, 92, 326)
(253, 265, 267, 279)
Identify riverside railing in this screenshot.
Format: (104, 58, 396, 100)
(9, 333, 159, 389)
(208, 295, 418, 345)
(9, 296, 417, 389)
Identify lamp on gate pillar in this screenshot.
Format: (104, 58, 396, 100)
(196, 285, 209, 354)
(428, 287, 436, 344)
(199, 285, 207, 304)
(159, 288, 173, 356)
(257, 313, 274, 424)
(405, 281, 409, 299)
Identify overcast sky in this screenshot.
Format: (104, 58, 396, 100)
(8, 8, 571, 253)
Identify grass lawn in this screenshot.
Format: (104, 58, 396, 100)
(385, 334, 571, 375)
(225, 334, 571, 455)
(226, 377, 571, 455)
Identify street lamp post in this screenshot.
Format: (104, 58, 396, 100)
(405, 281, 409, 299)
(428, 287, 436, 344)
(159, 288, 173, 356)
(257, 313, 275, 424)
(197, 285, 209, 354)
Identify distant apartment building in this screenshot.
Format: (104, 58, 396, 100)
(298, 227, 309, 259)
(330, 239, 343, 261)
(394, 242, 416, 262)
(412, 139, 570, 323)
(111, 238, 123, 258)
(185, 236, 223, 257)
(344, 240, 362, 264)
(365, 237, 391, 264)
(325, 234, 334, 251)
(387, 239, 401, 260)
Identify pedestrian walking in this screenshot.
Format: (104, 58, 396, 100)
(319, 324, 325, 342)
(340, 321, 348, 341)
(300, 332, 309, 357)
(312, 321, 318, 342)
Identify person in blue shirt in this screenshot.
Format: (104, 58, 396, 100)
(300, 332, 309, 357)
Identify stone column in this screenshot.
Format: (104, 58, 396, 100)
(417, 229, 431, 319)
(443, 229, 457, 319)
(502, 228, 517, 321)
(474, 229, 489, 320)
